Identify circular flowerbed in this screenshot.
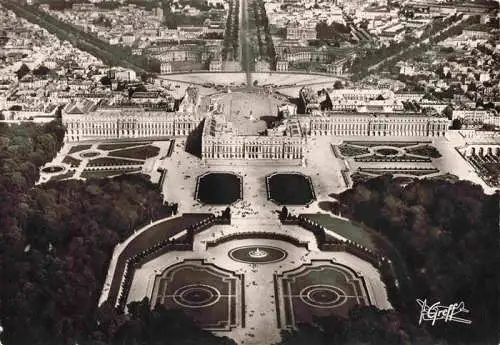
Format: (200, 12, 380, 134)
(299, 285, 348, 308)
(80, 151, 101, 158)
(41, 166, 64, 173)
(374, 147, 399, 156)
(267, 173, 315, 205)
(195, 172, 242, 205)
(172, 285, 221, 308)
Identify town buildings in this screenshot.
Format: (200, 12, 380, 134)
(40, 2, 228, 73)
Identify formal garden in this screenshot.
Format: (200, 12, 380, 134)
(406, 144, 442, 158)
(374, 147, 399, 156)
(336, 144, 370, 157)
(152, 261, 242, 330)
(67, 144, 91, 154)
(39, 140, 172, 183)
(335, 141, 444, 186)
(465, 152, 500, 187)
(335, 141, 441, 161)
(277, 262, 370, 328)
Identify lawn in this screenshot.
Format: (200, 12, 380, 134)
(87, 157, 144, 167)
(406, 145, 442, 158)
(68, 144, 92, 154)
(301, 213, 377, 251)
(374, 148, 399, 156)
(196, 173, 242, 205)
(166, 139, 175, 157)
(80, 151, 101, 158)
(81, 168, 142, 179)
(267, 173, 315, 205)
(107, 214, 212, 305)
(337, 144, 370, 157)
(280, 264, 369, 326)
(170, 61, 206, 72)
(62, 156, 82, 167)
(109, 145, 160, 160)
(98, 142, 151, 151)
(41, 166, 64, 173)
(355, 154, 430, 163)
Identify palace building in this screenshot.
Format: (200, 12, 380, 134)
(201, 114, 305, 161)
(297, 87, 449, 136)
(62, 87, 202, 142)
(304, 111, 449, 136)
(61, 86, 450, 154)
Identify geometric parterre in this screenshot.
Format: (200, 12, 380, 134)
(151, 260, 243, 330)
(276, 261, 370, 328)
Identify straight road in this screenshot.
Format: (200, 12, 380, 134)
(0, 0, 150, 74)
(239, 0, 252, 86)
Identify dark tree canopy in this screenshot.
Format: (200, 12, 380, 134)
(15, 63, 31, 80)
(279, 306, 430, 345)
(333, 80, 343, 89)
(94, 297, 236, 345)
(336, 176, 500, 344)
(32, 65, 51, 76)
(316, 21, 350, 41)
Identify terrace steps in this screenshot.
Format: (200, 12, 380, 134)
(229, 216, 282, 226)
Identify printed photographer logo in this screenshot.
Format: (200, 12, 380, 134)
(417, 299, 472, 326)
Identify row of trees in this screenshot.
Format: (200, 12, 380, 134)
(4, 0, 160, 74)
(252, 0, 276, 64)
(222, 0, 239, 61)
(351, 14, 478, 80)
(335, 175, 500, 344)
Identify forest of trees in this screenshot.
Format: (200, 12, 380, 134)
(252, 0, 276, 65)
(278, 306, 431, 345)
(334, 175, 500, 344)
(95, 298, 236, 345)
